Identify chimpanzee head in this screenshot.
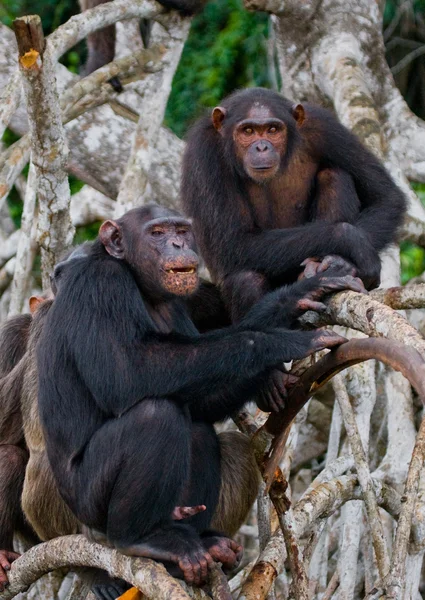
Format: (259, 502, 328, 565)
(211, 88, 304, 184)
(99, 205, 199, 299)
(50, 243, 92, 296)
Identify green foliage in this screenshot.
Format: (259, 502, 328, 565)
(166, 0, 270, 137)
(384, 0, 425, 25)
(400, 182, 425, 282)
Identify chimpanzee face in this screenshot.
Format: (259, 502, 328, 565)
(233, 106, 287, 183)
(212, 99, 305, 185)
(99, 208, 199, 299)
(140, 217, 199, 297)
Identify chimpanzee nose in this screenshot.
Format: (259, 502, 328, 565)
(256, 141, 269, 152)
(172, 240, 183, 248)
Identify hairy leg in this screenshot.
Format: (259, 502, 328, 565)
(0, 445, 29, 591)
(63, 400, 211, 586)
(211, 431, 260, 537)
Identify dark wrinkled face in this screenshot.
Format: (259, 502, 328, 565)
(140, 217, 199, 297)
(234, 106, 287, 183)
(99, 207, 200, 301)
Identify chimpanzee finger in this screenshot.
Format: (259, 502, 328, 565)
(311, 330, 347, 352)
(269, 379, 284, 410)
(270, 380, 287, 410)
(317, 255, 357, 276)
(179, 557, 194, 585)
(323, 275, 367, 295)
(228, 539, 243, 558)
(297, 299, 327, 312)
(192, 559, 202, 587)
(199, 554, 210, 582)
(0, 550, 19, 570)
(286, 373, 299, 387)
(300, 257, 322, 279)
(0, 571, 7, 593)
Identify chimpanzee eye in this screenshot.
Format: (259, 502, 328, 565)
(243, 127, 254, 135)
(176, 228, 188, 235)
(151, 229, 165, 236)
(269, 126, 277, 133)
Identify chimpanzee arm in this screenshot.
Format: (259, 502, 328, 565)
(74, 322, 334, 415)
(190, 373, 268, 423)
(221, 223, 379, 284)
(47, 259, 343, 416)
(238, 272, 365, 331)
(308, 104, 407, 251)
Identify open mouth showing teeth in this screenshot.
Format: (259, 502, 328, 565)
(165, 267, 197, 274)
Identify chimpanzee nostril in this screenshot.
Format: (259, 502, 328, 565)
(256, 141, 268, 152)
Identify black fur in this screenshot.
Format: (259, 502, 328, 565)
(36, 206, 344, 577)
(182, 87, 407, 300)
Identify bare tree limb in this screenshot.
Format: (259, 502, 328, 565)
(0, 535, 192, 600)
(14, 15, 74, 289)
(115, 15, 190, 215)
(332, 375, 390, 580)
(384, 413, 425, 597)
(8, 161, 38, 315)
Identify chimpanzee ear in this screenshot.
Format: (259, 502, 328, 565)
(99, 220, 125, 260)
(292, 103, 305, 126)
(212, 107, 227, 131)
(29, 296, 44, 314)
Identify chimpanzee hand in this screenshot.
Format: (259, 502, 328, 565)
(302, 329, 348, 357)
(296, 271, 367, 316)
(201, 533, 243, 571)
(0, 550, 19, 591)
(333, 222, 381, 290)
(257, 368, 299, 413)
(300, 255, 357, 279)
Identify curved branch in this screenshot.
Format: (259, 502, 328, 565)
(302, 290, 425, 355)
(370, 283, 425, 309)
(294, 475, 401, 538)
(262, 337, 425, 486)
(0, 535, 191, 600)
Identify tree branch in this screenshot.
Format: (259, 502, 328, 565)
(0, 535, 192, 600)
(14, 15, 74, 289)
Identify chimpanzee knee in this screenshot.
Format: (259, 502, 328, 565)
(64, 400, 192, 548)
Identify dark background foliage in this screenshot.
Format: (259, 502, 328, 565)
(1, 0, 425, 281)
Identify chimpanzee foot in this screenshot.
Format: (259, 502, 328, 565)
(201, 534, 243, 571)
(116, 535, 214, 586)
(0, 550, 20, 591)
(90, 569, 129, 600)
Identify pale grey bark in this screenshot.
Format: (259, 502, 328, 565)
(15, 15, 74, 289)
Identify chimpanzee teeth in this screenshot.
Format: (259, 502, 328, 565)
(166, 268, 196, 274)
